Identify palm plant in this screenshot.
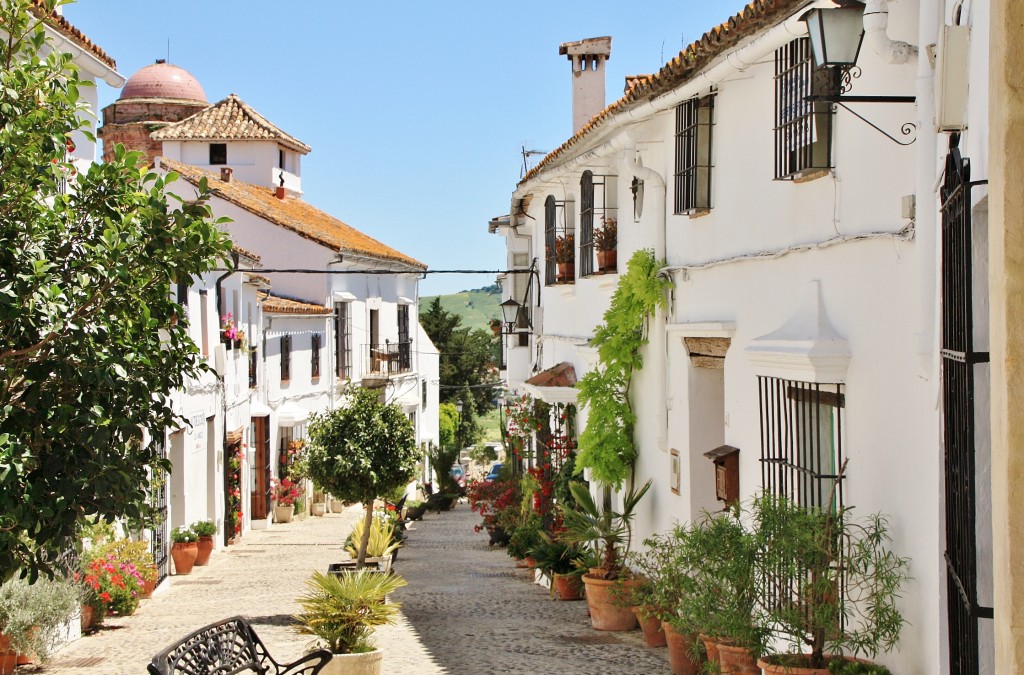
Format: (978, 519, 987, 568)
(559, 479, 651, 580)
(293, 570, 407, 655)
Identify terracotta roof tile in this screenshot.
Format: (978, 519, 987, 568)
(231, 244, 261, 263)
(244, 272, 271, 286)
(152, 94, 311, 154)
(30, 2, 116, 69)
(521, 0, 808, 185)
(525, 362, 577, 388)
(260, 293, 331, 315)
(161, 158, 427, 270)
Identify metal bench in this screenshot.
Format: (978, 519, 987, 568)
(147, 615, 332, 675)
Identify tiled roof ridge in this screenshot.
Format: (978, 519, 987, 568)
(262, 292, 331, 315)
(152, 93, 312, 153)
(29, 1, 116, 69)
(520, 0, 806, 185)
(160, 158, 427, 271)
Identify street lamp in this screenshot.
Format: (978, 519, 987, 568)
(801, 3, 865, 69)
(455, 399, 463, 453)
(499, 298, 521, 334)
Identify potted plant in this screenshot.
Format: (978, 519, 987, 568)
(191, 520, 217, 566)
(294, 570, 407, 675)
(170, 526, 199, 575)
(594, 218, 617, 272)
(554, 233, 575, 282)
(102, 539, 158, 598)
(528, 533, 586, 601)
(307, 386, 418, 569)
(0, 577, 78, 670)
(312, 488, 328, 517)
(753, 491, 910, 674)
(343, 511, 403, 571)
(681, 507, 765, 675)
(559, 479, 651, 631)
(272, 477, 300, 523)
(507, 513, 543, 567)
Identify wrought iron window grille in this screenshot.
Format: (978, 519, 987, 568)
(674, 95, 715, 214)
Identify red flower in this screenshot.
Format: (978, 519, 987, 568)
(100, 592, 111, 603)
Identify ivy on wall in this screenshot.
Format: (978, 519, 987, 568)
(575, 249, 671, 488)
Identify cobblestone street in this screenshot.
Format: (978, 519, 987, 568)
(34, 504, 669, 674)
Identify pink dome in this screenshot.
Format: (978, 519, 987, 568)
(120, 60, 207, 102)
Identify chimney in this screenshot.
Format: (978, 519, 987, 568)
(559, 37, 612, 134)
(275, 186, 286, 200)
(220, 167, 233, 183)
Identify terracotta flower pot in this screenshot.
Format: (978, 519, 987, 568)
(171, 541, 198, 575)
(718, 643, 760, 675)
(757, 654, 877, 674)
(699, 634, 724, 667)
(597, 248, 617, 272)
(632, 607, 666, 647)
(274, 504, 294, 523)
(552, 573, 584, 601)
(524, 555, 537, 570)
(195, 535, 214, 566)
(0, 634, 17, 675)
(557, 261, 575, 283)
(662, 622, 702, 674)
(581, 574, 637, 631)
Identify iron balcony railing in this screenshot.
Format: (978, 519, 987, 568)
(364, 341, 412, 376)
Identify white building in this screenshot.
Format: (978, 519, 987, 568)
(101, 64, 439, 551)
(493, 0, 996, 671)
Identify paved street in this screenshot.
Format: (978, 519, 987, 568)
(34, 504, 669, 674)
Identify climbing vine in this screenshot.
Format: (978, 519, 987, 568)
(575, 249, 671, 488)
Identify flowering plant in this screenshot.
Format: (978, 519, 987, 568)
(221, 313, 239, 341)
(272, 477, 301, 507)
(467, 478, 521, 534)
(554, 234, 575, 263)
(594, 218, 617, 251)
(75, 552, 146, 617)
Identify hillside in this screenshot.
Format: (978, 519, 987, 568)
(419, 284, 500, 333)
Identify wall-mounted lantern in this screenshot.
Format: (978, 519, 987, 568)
(802, 3, 866, 69)
(500, 298, 521, 335)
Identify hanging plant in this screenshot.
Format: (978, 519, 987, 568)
(575, 249, 671, 488)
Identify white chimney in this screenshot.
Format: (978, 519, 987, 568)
(559, 36, 612, 134)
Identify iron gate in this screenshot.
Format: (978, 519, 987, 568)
(151, 441, 169, 584)
(940, 136, 991, 674)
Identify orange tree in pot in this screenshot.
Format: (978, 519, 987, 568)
(752, 485, 910, 674)
(306, 386, 418, 570)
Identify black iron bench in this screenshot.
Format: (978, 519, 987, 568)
(147, 615, 332, 675)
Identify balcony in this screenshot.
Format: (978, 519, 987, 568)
(364, 341, 412, 378)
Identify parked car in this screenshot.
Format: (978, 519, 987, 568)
(449, 463, 466, 488)
(485, 463, 503, 482)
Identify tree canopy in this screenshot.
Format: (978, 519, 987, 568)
(306, 387, 417, 564)
(419, 297, 499, 417)
(0, 0, 233, 580)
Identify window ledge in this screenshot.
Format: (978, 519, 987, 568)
(793, 168, 830, 184)
(688, 208, 712, 219)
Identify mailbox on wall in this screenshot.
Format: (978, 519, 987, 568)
(703, 445, 740, 506)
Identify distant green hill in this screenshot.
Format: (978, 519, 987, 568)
(420, 284, 500, 333)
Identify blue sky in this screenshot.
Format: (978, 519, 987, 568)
(65, 1, 749, 296)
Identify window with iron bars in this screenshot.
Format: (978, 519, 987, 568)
(334, 302, 351, 379)
(774, 38, 839, 180)
(579, 171, 617, 278)
(280, 335, 291, 382)
(544, 195, 575, 285)
(311, 333, 321, 378)
(674, 95, 714, 213)
(249, 348, 258, 389)
(758, 377, 845, 510)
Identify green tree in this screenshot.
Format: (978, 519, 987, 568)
(420, 297, 499, 417)
(306, 387, 417, 567)
(0, 0, 232, 581)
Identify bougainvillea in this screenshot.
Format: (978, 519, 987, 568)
(225, 443, 245, 537)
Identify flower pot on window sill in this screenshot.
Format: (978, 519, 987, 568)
(597, 249, 617, 273)
(557, 262, 575, 283)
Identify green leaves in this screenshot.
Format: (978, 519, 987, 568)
(0, 0, 233, 582)
(575, 249, 671, 488)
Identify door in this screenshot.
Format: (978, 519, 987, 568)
(250, 417, 270, 520)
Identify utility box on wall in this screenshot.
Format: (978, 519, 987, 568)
(703, 445, 740, 506)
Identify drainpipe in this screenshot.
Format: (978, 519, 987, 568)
(215, 253, 238, 545)
(913, 0, 938, 385)
(863, 0, 919, 65)
(620, 134, 670, 453)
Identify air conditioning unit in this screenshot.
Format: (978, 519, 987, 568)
(935, 25, 970, 132)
